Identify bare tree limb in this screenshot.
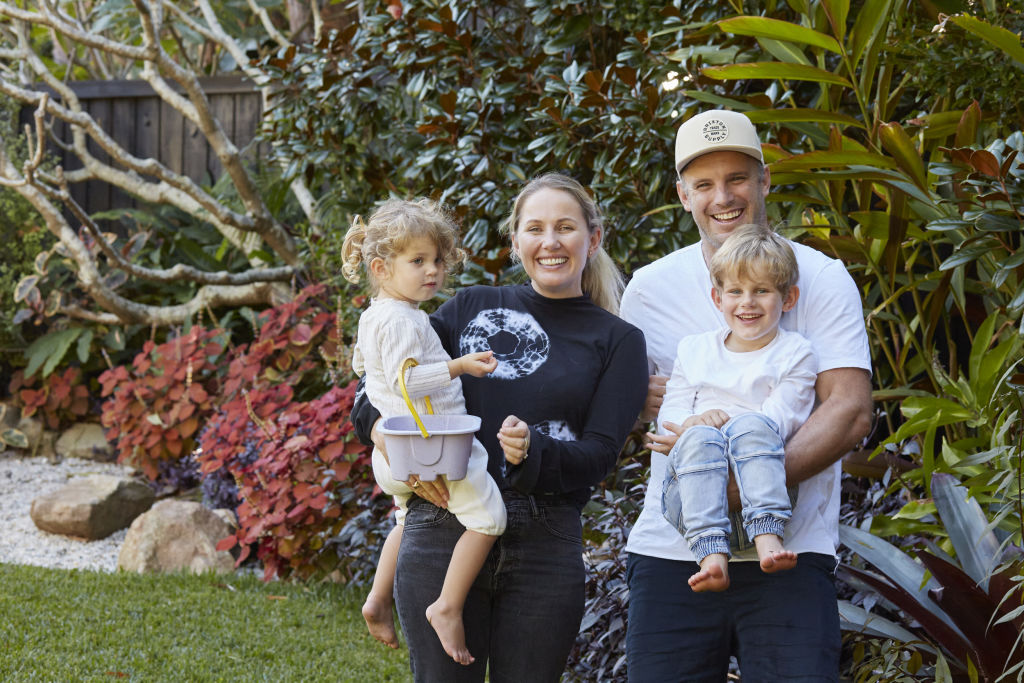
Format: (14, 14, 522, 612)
(0, 0, 318, 326)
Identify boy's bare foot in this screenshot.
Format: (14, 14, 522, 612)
(362, 594, 399, 649)
(426, 600, 474, 666)
(753, 533, 798, 574)
(688, 553, 730, 592)
(760, 549, 798, 573)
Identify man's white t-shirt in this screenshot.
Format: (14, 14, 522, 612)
(622, 239, 871, 562)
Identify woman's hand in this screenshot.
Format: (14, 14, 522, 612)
(498, 415, 530, 466)
(403, 474, 450, 508)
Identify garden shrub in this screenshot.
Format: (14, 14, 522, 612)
(201, 381, 373, 581)
(99, 326, 226, 479)
(9, 366, 92, 430)
(98, 283, 375, 579)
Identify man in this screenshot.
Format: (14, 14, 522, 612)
(621, 109, 873, 682)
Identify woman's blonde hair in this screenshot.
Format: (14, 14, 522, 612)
(341, 198, 466, 293)
(709, 224, 798, 296)
(501, 173, 624, 315)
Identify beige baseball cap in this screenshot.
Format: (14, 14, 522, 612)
(674, 110, 763, 172)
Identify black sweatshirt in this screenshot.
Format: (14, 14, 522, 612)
(353, 284, 648, 510)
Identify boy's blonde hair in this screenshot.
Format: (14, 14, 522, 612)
(341, 198, 466, 293)
(709, 224, 798, 296)
(501, 173, 625, 315)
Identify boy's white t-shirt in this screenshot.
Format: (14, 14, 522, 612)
(658, 327, 817, 444)
(622, 240, 871, 561)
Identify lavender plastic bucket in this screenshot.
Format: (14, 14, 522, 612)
(380, 414, 481, 482)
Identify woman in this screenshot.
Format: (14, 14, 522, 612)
(354, 173, 648, 682)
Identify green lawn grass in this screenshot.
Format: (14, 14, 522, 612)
(0, 563, 410, 682)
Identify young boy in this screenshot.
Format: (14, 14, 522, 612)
(656, 224, 818, 592)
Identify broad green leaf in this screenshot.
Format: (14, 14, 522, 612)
(716, 17, 842, 53)
(900, 396, 973, 423)
(931, 473, 1000, 590)
(940, 240, 1000, 271)
(849, 0, 893, 66)
(926, 218, 970, 232)
(745, 108, 864, 128)
(758, 38, 812, 66)
(703, 62, 852, 87)
(665, 45, 741, 65)
(976, 335, 1022, 406)
(839, 524, 963, 637)
(838, 600, 930, 646)
(820, 0, 849, 43)
(24, 328, 84, 379)
(76, 329, 93, 364)
(968, 311, 998, 385)
(14, 275, 39, 303)
(879, 122, 927, 190)
(894, 499, 937, 520)
(913, 110, 969, 140)
(955, 101, 982, 147)
(681, 90, 753, 110)
(948, 14, 1024, 67)
(769, 150, 897, 171)
(0, 428, 29, 449)
(33, 250, 50, 276)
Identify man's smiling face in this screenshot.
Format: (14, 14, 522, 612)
(677, 150, 770, 251)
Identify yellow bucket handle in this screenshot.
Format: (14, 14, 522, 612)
(398, 357, 434, 439)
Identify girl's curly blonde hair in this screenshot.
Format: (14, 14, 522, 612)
(341, 198, 466, 293)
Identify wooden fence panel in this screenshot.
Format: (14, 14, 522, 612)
(19, 76, 263, 220)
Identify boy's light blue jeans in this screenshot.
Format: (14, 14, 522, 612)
(662, 412, 791, 561)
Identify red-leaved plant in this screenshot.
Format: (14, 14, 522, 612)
(10, 366, 92, 430)
(98, 327, 224, 479)
(201, 381, 373, 580)
(99, 284, 373, 579)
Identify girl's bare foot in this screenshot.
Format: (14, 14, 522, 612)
(689, 553, 730, 592)
(362, 594, 399, 649)
(426, 600, 474, 666)
(753, 533, 798, 574)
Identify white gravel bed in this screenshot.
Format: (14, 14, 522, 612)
(0, 451, 138, 572)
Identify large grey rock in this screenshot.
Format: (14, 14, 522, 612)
(117, 500, 235, 574)
(30, 475, 155, 539)
(55, 423, 114, 461)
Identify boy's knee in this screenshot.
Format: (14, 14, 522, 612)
(723, 413, 783, 447)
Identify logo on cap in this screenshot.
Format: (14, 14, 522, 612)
(702, 119, 729, 143)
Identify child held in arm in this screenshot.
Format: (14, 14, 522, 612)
(342, 199, 506, 666)
(652, 224, 817, 592)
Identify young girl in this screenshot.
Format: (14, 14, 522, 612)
(342, 198, 506, 667)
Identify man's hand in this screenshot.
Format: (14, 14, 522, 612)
(498, 415, 530, 466)
(450, 350, 497, 379)
(641, 375, 669, 422)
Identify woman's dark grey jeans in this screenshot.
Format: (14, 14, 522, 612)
(394, 492, 585, 682)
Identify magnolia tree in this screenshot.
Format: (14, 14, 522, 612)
(0, 0, 339, 326)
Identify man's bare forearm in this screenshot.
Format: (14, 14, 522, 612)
(784, 367, 873, 486)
